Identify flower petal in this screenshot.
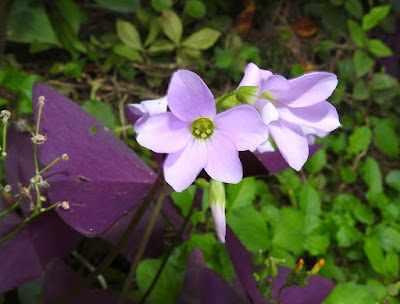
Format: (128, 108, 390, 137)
(215, 105, 269, 151)
(164, 138, 207, 192)
(127, 103, 147, 116)
(238, 63, 273, 88)
(260, 75, 290, 98)
(204, 132, 243, 184)
(167, 70, 216, 122)
(278, 101, 340, 132)
(141, 96, 168, 115)
(210, 202, 226, 243)
(269, 120, 309, 171)
(136, 112, 190, 153)
(254, 139, 275, 153)
(255, 99, 279, 125)
(283, 72, 338, 107)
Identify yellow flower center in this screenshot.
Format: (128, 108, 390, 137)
(190, 118, 214, 140)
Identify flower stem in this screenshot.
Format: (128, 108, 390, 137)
(2, 121, 8, 159)
(34, 102, 44, 174)
(49, 173, 162, 304)
(117, 182, 168, 304)
(38, 157, 60, 175)
(139, 198, 194, 304)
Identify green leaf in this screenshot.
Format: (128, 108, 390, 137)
(387, 252, 399, 277)
(116, 19, 143, 51)
(340, 167, 357, 183)
(362, 5, 391, 31)
(136, 258, 182, 304)
(8, 0, 59, 45)
(94, 0, 140, 12)
(18, 278, 43, 304)
(369, 73, 397, 90)
(373, 120, 399, 158)
(56, 0, 86, 34)
(367, 39, 392, 57)
(323, 282, 377, 304)
(344, 0, 363, 19)
(347, 126, 372, 155)
(144, 19, 161, 47)
(160, 10, 182, 45)
(353, 51, 374, 77)
(304, 149, 326, 174)
(185, 0, 206, 18)
(182, 28, 221, 50)
(371, 224, 400, 252)
(271, 208, 304, 255)
(347, 20, 366, 47)
(151, 0, 172, 12)
(387, 281, 400, 297)
(304, 233, 330, 256)
(147, 39, 176, 54)
(386, 170, 400, 191)
(171, 186, 196, 216)
(298, 185, 321, 216)
(214, 48, 234, 68)
(352, 202, 375, 224)
(227, 206, 269, 252)
(364, 238, 389, 276)
(336, 225, 362, 247)
(81, 100, 117, 131)
(360, 157, 383, 198)
(352, 81, 369, 100)
(112, 44, 141, 60)
(338, 58, 353, 79)
(226, 177, 257, 210)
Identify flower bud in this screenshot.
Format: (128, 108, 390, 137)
(310, 259, 325, 275)
(235, 86, 259, 105)
(209, 179, 226, 243)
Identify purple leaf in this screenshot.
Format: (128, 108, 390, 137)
(226, 226, 268, 304)
(0, 211, 42, 293)
(44, 258, 134, 303)
(100, 204, 163, 261)
(176, 248, 243, 304)
(226, 227, 334, 304)
(32, 83, 157, 236)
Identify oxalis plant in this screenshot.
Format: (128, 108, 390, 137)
(0, 62, 340, 303)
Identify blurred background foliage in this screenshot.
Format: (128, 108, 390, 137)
(1, 0, 400, 303)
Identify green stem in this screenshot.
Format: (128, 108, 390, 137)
(49, 174, 162, 304)
(2, 122, 8, 159)
(0, 184, 33, 220)
(277, 283, 290, 304)
(117, 183, 168, 304)
(139, 201, 194, 304)
(39, 157, 60, 175)
(34, 104, 43, 174)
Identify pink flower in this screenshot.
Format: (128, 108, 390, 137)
(239, 63, 340, 170)
(137, 70, 268, 192)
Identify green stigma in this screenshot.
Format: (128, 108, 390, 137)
(190, 117, 215, 140)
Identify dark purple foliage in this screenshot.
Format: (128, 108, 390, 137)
(33, 83, 157, 236)
(43, 258, 134, 304)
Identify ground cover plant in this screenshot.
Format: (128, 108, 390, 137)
(0, 0, 400, 303)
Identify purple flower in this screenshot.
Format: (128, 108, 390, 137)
(128, 96, 168, 133)
(239, 63, 340, 170)
(137, 70, 268, 192)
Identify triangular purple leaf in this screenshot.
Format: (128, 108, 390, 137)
(32, 83, 157, 236)
(176, 248, 243, 304)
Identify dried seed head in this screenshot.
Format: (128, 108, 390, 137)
(59, 201, 70, 210)
(61, 154, 69, 161)
(38, 96, 45, 107)
(31, 133, 47, 144)
(30, 175, 50, 188)
(3, 184, 11, 193)
(1, 110, 11, 125)
(15, 119, 30, 132)
(40, 195, 47, 202)
(19, 186, 31, 198)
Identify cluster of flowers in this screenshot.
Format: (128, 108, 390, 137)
(128, 63, 340, 241)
